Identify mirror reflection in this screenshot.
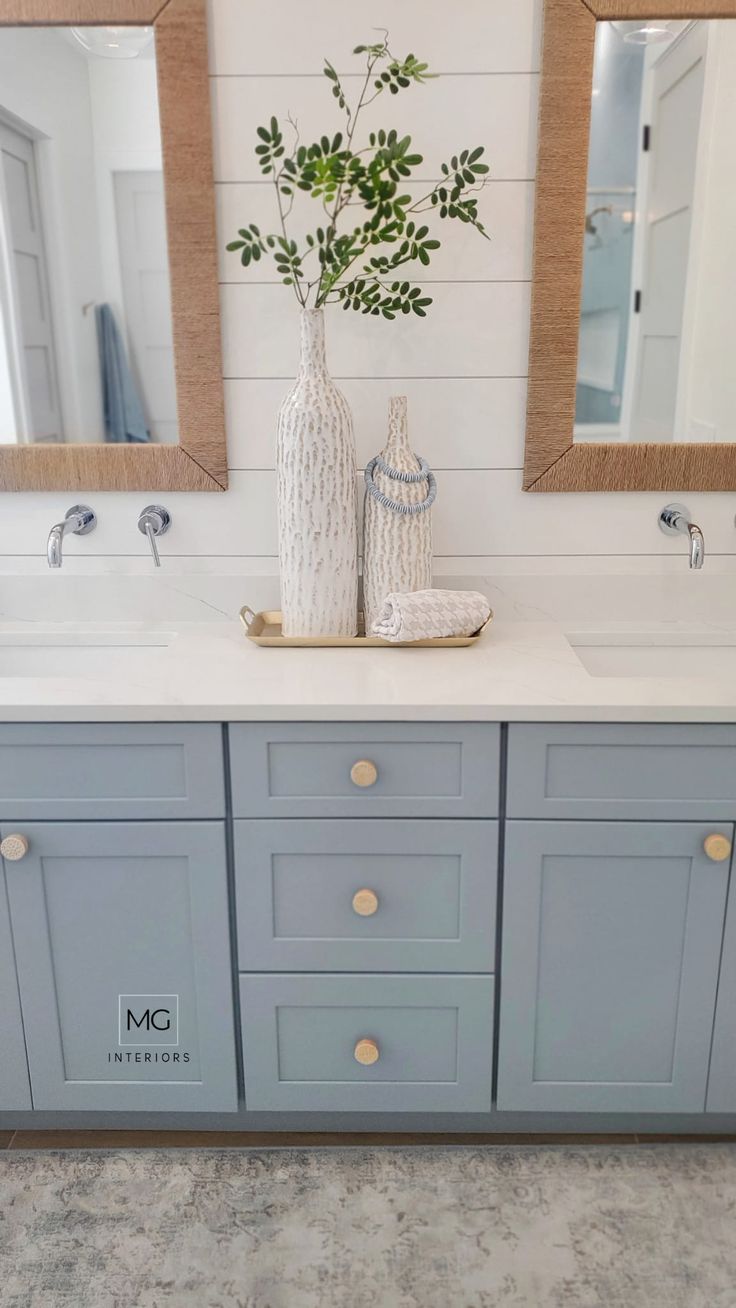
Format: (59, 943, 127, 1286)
(575, 19, 735, 445)
(0, 26, 177, 445)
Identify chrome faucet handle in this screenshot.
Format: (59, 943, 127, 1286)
(137, 505, 171, 568)
(658, 503, 704, 570)
(47, 504, 97, 569)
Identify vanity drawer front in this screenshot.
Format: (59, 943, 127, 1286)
(507, 724, 736, 820)
(234, 819, 497, 972)
(0, 724, 225, 820)
(229, 723, 499, 818)
(240, 973, 494, 1111)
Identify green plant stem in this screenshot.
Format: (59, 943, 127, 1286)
(316, 44, 387, 305)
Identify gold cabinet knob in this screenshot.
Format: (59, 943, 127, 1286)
(350, 759, 378, 788)
(0, 834, 29, 861)
(354, 1037, 380, 1066)
(352, 888, 379, 917)
(704, 833, 732, 863)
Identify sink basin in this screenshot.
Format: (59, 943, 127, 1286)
(0, 631, 175, 678)
(567, 632, 736, 679)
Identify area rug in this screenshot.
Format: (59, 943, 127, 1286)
(0, 1144, 734, 1306)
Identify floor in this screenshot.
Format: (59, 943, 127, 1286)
(1, 1142, 735, 1306)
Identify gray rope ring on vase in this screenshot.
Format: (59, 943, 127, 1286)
(364, 454, 437, 515)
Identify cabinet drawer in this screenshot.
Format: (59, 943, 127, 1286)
(0, 724, 225, 820)
(234, 819, 497, 972)
(507, 723, 736, 820)
(240, 974, 494, 1111)
(229, 723, 499, 818)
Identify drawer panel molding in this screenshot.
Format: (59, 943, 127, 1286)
(508, 724, 736, 820)
(229, 723, 500, 818)
(240, 973, 494, 1112)
(234, 819, 498, 972)
(0, 724, 225, 820)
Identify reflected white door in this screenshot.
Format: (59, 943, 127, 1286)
(629, 24, 706, 441)
(0, 120, 63, 443)
(113, 171, 178, 445)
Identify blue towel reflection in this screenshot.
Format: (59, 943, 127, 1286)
(95, 303, 150, 444)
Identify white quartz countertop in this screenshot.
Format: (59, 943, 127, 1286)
(2, 615, 736, 722)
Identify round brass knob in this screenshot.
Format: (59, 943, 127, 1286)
(704, 833, 732, 863)
(352, 888, 379, 917)
(0, 834, 29, 862)
(354, 1037, 380, 1066)
(350, 759, 378, 788)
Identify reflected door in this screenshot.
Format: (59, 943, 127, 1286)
(0, 119, 63, 443)
(114, 171, 178, 444)
(629, 24, 706, 440)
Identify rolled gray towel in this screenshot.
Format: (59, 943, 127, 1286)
(371, 589, 491, 643)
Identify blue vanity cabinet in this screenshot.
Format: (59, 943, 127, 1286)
(496, 820, 732, 1113)
(2, 821, 238, 1112)
(0, 868, 31, 1110)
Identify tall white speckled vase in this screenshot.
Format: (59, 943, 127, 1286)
(363, 395, 433, 635)
(276, 309, 358, 636)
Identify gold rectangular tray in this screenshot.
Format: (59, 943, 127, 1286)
(240, 607, 493, 648)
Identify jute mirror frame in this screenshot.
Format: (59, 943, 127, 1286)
(525, 0, 736, 493)
(0, 0, 227, 491)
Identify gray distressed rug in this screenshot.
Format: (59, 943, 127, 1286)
(0, 1144, 735, 1307)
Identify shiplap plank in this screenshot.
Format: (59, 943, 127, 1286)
(207, 0, 542, 76)
(224, 378, 527, 470)
(3, 473, 734, 559)
(212, 74, 538, 183)
(220, 283, 530, 379)
(216, 181, 533, 285)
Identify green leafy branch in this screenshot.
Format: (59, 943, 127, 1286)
(226, 34, 490, 315)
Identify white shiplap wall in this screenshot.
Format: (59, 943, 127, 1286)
(3, 0, 736, 567)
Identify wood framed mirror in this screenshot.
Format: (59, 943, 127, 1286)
(525, 0, 736, 492)
(0, 0, 226, 490)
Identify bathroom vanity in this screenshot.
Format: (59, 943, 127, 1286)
(2, 611, 736, 1136)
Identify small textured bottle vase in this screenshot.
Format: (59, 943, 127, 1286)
(276, 309, 358, 636)
(362, 395, 434, 634)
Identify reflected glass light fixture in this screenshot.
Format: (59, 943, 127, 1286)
(70, 26, 154, 58)
(611, 19, 689, 44)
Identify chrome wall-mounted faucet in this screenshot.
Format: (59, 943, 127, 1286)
(47, 505, 97, 569)
(658, 503, 705, 570)
(138, 505, 171, 567)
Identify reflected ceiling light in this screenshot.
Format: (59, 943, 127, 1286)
(70, 26, 154, 58)
(611, 19, 689, 44)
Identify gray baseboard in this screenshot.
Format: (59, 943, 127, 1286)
(2, 1106, 736, 1135)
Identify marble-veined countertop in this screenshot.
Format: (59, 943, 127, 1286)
(0, 615, 733, 721)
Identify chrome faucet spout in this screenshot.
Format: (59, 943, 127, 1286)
(686, 521, 705, 571)
(658, 503, 705, 570)
(46, 505, 97, 569)
(46, 522, 67, 569)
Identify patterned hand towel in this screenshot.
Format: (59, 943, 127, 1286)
(371, 589, 491, 643)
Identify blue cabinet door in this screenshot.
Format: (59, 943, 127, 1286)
(497, 821, 731, 1113)
(3, 822, 238, 1112)
(0, 868, 31, 1109)
(707, 869, 736, 1112)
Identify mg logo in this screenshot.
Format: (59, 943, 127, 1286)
(118, 995, 179, 1046)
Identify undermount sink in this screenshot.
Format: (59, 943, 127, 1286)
(567, 632, 736, 680)
(0, 631, 175, 678)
